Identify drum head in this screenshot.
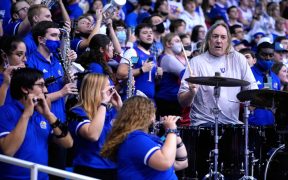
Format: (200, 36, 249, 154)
(266, 148, 288, 180)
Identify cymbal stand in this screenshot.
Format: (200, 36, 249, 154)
(240, 101, 256, 180)
(203, 84, 224, 180)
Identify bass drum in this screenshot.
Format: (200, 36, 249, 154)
(264, 145, 288, 180)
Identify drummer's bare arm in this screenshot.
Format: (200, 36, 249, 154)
(174, 136, 188, 171)
(178, 83, 197, 107)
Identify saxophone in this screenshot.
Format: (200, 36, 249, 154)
(114, 53, 135, 99)
(126, 58, 135, 99)
(58, 28, 74, 84)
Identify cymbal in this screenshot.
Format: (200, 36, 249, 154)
(185, 76, 250, 87)
(237, 89, 288, 108)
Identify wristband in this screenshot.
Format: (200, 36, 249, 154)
(100, 102, 108, 109)
(177, 141, 184, 148)
(51, 119, 61, 129)
(50, 119, 68, 138)
(165, 128, 179, 136)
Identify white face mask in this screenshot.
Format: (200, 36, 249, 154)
(171, 42, 182, 54)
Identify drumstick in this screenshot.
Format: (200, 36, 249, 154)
(181, 42, 193, 76)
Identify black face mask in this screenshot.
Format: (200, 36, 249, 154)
(184, 45, 192, 51)
(160, 11, 169, 17)
(139, 41, 152, 51)
(154, 22, 165, 34)
(77, 32, 90, 39)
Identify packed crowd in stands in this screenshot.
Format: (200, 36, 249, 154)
(0, 0, 288, 179)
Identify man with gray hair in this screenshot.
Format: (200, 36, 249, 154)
(178, 22, 257, 125)
(177, 22, 258, 179)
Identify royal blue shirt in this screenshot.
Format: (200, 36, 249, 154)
(27, 51, 66, 122)
(0, 101, 51, 180)
(68, 3, 83, 21)
(23, 32, 37, 57)
(69, 106, 117, 169)
(0, 73, 13, 106)
(3, 20, 21, 36)
(71, 38, 86, 56)
(87, 62, 114, 85)
(0, 0, 12, 26)
(133, 46, 157, 99)
(156, 71, 184, 102)
(249, 64, 281, 125)
(117, 130, 177, 180)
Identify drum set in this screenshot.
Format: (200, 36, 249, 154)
(177, 74, 288, 180)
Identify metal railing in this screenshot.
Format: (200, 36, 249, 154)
(0, 154, 99, 180)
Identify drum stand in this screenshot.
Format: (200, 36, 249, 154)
(240, 101, 257, 180)
(203, 85, 224, 180)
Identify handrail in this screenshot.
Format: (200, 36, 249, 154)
(0, 154, 99, 180)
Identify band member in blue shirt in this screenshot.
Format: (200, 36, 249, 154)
(26, 20, 77, 177)
(0, 36, 27, 106)
(101, 96, 188, 180)
(69, 73, 122, 180)
(0, 68, 73, 180)
(117, 23, 159, 100)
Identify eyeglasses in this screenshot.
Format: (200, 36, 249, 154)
(16, 7, 29, 14)
(33, 82, 46, 89)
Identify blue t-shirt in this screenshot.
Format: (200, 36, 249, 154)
(0, 73, 13, 106)
(133, 46, 157, 99)
(0, 0, 12, 26)
(24, 32, 37, 57)
(0, 101, 51, 180)
(68, 3, 83, 21)
(69, 106, 117, 169)
(125, 11, 138, 28)
(27, 51, 66, 122)
(3, 20, 21, 36)
(70, 38, 86, 56)
(87, 62, 114, 85)
(249, 64, 281, 125)
(117, 130, 177, 180)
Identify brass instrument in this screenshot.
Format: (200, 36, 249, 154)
(41, 0, 57, 9)
(102, 0, 126, 21)
(115, 53, 135, 99)
(58, 28, 74, 84)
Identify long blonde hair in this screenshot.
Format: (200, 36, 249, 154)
(101, 96, 156, 161)
(75, 73, 108, 120)
(200, 21, 232, 54)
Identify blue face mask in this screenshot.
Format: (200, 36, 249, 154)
(116, 31, 127, 44)
(45, 39, 61, 53)
(257, 58, 274, 71)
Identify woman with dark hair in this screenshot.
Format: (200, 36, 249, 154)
(77, 34, 116, 85)
(0, 36, 26, 106)
(190, 25, 206, 50)
(101, 96, 187, 179)
(271, 62, 288, 91)
(69, 73, 122, 180)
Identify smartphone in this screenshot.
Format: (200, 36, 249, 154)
(131, 56, 139, 64)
